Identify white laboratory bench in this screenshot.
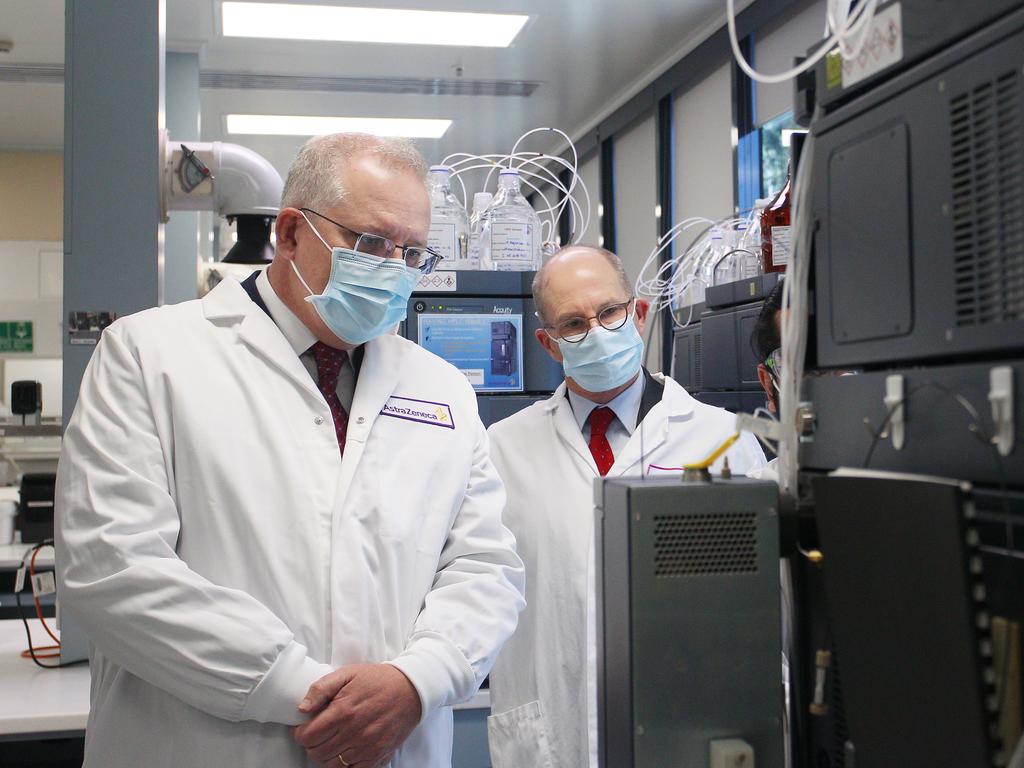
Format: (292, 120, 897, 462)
(0, 619, 89, 740)
(0, 617, 489, 743)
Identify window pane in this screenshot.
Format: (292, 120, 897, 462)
(760, 111, 800, 199)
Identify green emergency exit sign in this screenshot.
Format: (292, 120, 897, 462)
(0, 321, 33, 353)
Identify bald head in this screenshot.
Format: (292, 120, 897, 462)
(532, 246, 633, 324)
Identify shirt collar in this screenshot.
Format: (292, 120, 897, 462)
(256, 267, 317, 356)
(566, 370, 646, 435)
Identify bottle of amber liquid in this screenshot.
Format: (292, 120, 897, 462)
(760, 166, 792, 273)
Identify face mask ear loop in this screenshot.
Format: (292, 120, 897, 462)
(298, 208, 334, 252)
(292, 209, 331, 298)
(289, 260, 317, 298)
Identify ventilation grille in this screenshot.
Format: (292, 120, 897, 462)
(692, 329, 703, 390)
(0, 65, 540, 97)
(950, 70, 1024, 327)
(653, 512, 758, 577)
(0, 64, 64, 84)
(199, 71, 540, 97)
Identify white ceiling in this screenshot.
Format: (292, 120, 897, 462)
(0, 0, 742, 176)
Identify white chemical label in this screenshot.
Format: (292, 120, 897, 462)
(771, 226, 791, 267)
(467, 240, 482, 270)
(31, 571, 56, 597)
(427, 222, 457, 264)
(414, 271, 458, 293)
(841, 3, 903, 88)
(489, 222, 535, 269)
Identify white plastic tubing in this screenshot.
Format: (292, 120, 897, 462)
(441, 127, 592, 249)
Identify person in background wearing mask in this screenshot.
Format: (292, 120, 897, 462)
(485, 245, 765, 768)
(752, 280, 786, 418)
(56, 133, 525, 768)
(750, 279, 785, 480)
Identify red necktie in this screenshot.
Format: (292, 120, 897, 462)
(311, 341, 349, 455)
(588, 407, 616, 476)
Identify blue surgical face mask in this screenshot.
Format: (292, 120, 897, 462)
(556, 313, 644, 393)
(291, 211, 421, 345)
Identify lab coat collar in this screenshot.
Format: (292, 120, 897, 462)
(201, 278, 323, 405)
(255, 268, 316, 356)
(541, 373, 697, 477)
(610, 374, 698, 476)
(546, 381, 601, 474)
(565, 370, 646, 435)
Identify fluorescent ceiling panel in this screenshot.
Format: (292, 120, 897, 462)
(222, 2, 529, 48)
(226, 114, 453, 138)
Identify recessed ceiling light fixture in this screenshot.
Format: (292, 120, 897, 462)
(222, 2, 529, 48)
(225, 114, 453, 138)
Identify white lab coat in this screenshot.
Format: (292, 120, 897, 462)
(55, 278, 525, 768)
(486, 374, 765, 768)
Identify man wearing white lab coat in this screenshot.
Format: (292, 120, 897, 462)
(486, 246, 765, 768)
(56, 133, 525, 768)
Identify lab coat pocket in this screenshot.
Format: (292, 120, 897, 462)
(646, 462, 684, 476)
(487, 699, 555, 768)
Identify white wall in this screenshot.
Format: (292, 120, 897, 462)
(613, 113, 658, 287)
(0, 151, 64, 416)
(612, 113, 661, 371)
(0, 241, 63, 415)
(529, 180, 562, 249)
(576, 153, 602, 248)
(0, 243, 63, 359)
(755, 0, 827, 125)
(674, 60, 735, 253)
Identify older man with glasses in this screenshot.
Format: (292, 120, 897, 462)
(56, 133, 525, 768)
(484, 245, 765, 768)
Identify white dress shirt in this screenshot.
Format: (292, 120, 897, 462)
(256, 268, 358, 411)
(565, 370, 646, 457)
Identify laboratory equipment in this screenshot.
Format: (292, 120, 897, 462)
(157, 133, 285, 291)
(759, 167, 790, 274)
(15, 473, 56, 543)
(812, 472, 1004, 768)
(404, 271, 562, 426)
(726, 3, 1024, 766)
(805, 0, 1024, 111)
(427, 165, 471, 270)
(440, 127, 592, 262)
(467, 192, 493, 270)
(595, 475, 784, 768)
(796, 3, 1024, 480)
(672, 273, 783, 414)
(479, 169, 542, 271)
(10, 381, 42, 425)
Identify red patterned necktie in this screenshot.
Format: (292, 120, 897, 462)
(310, 341, 349, 455)
(588, 406, 616, 476)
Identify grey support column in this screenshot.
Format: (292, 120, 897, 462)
(63, 0, 166, 421)
(164, 52, 201, 306)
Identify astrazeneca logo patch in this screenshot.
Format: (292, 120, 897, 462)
(380, 396, 456, 430)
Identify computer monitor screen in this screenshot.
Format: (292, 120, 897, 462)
(417, 312, 524, 393)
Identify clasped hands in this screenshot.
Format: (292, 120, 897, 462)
(293, 663, 421, 768)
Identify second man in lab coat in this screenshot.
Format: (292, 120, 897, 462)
(486, 246, 766, 768)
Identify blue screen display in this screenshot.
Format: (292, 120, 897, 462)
(417, 313, 524, 392)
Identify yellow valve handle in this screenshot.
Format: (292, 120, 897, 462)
(683, 432, 740, 470)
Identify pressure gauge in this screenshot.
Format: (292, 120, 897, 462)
(178, 143, 213, 193)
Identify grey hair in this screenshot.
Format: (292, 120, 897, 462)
(532, 245, 634, 323)
(280, 132, 429, 211)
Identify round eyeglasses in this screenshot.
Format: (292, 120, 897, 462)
(300, 207, 443, 274)
(542, 298, 635, 344)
